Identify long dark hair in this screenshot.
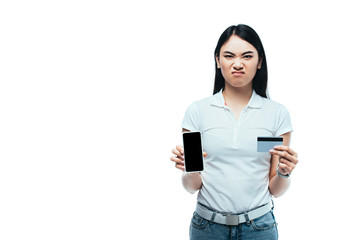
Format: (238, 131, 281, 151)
(213, 24, 268, 98)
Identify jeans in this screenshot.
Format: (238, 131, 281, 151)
(189, 210, 278, 240)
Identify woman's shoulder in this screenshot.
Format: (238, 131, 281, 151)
(260, 97, 290, 116)
(188, 93, 219, 107)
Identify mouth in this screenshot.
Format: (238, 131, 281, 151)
(232, 71, 245, 75)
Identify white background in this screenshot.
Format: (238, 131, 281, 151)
(1, 0, 359, 239)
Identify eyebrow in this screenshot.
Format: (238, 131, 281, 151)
(223, 51, 254, 56)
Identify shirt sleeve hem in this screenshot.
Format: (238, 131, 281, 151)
(181, 124, 198, 132)
(276, 128, 293, 137)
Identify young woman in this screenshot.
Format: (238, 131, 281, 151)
(170, 24, 298, 240)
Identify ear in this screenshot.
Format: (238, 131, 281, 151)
(257, 57, 263, 69)
(216, 54, 221, 69)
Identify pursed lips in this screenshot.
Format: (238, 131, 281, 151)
(231, 71, 245, 75)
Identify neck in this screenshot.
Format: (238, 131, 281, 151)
(222, 83, 253, 107)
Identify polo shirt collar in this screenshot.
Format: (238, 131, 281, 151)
(210, 88, 263, 109)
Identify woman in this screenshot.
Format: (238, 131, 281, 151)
(170, 24, 298, 240)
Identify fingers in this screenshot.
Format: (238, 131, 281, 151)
(175, 162, 185, 171)
(278, 158, 295, 174)
(170, 155, 184, 164)
(170, 155, 184, 166)
(170, 155, 184, 171)
(172, 146, 184, 158)
(171, 145, 185, 172)
(270, 145, 298, 175)
(270, 147, 298, 165)
(273, 145, 298, 159)
(176, 145, 184, 155)
(278, 162, 292, 175)
(270, 150, 296, 163)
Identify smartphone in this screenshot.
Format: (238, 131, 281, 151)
(182, 132, 204, 172)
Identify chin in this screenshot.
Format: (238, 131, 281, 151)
(229, 80, 251, 88)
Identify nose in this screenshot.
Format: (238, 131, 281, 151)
(233, 58, 244, 70)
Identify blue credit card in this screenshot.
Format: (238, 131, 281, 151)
(257, 137, 283, 152)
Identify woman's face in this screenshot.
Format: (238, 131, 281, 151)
(216, 35, 262, 89)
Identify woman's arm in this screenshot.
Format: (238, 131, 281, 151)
(182, 172, 202, 194)
(268, 132, 299, 197)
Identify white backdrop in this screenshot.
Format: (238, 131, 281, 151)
(1, 0, 359, 239)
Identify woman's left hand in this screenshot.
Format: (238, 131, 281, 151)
(270, 145, 299, 176)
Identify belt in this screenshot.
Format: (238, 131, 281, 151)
(195, 202, 272, 226)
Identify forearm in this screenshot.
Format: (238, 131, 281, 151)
(182, 172, 202, 194)
(269, 174, 291, 198)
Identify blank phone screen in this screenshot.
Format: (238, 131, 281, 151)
(183, 132, 204, 172)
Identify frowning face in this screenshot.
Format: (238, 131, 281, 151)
(216, 35, 262, 89)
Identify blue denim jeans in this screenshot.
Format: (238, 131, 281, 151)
(189, 209, 278, 240)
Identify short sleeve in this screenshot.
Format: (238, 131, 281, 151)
(181, 102, 200, 132)
(275, 105, 293, 136)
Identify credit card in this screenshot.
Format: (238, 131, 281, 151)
(257, 137, 283, 152)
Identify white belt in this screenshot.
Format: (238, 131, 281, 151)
(195, 202, 272, 226)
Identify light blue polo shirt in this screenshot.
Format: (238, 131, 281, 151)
(181, 89, 293, 214)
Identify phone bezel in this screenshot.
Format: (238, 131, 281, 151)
(182, 131, 204, 173)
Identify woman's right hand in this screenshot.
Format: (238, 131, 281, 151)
(170, 145, 207, 171)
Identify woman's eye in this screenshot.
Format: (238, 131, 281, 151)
(224, 55, 233, 58)
(244, 55, 253, 59)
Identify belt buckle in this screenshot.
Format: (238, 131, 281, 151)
(225, 214, 239, 226)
